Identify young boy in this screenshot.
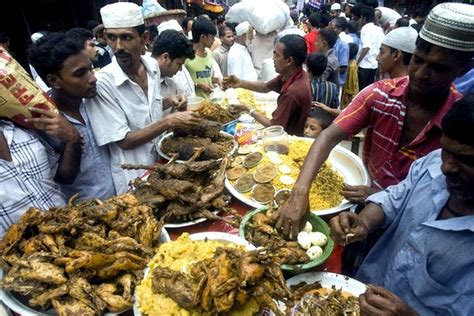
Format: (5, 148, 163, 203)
(304, 107, 334, 138)
(306, 52, 339, 109)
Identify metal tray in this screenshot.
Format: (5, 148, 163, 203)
(225, 138, 370, 216)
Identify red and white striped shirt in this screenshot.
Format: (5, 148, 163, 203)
(334, 76, 462, 189)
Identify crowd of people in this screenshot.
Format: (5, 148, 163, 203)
(0, 0, 473, 314)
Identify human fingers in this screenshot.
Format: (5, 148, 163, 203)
(338, 212, 358, 234)
(359, 293, 385, 316)
(329, 215, 347, 244)
(29, 107, 57, 118)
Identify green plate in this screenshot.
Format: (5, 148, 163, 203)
(239, 208, 334, 273)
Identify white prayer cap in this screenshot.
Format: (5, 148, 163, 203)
(331, 3, 341, 11)
(235, 21, 250, 37)
(31, 32, 44, 43)
(100, 2, 144, 29)
(157, 20, 183, 34)
(383, 27, 418, 54)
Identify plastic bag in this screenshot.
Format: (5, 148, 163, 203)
(226, 0, 290, 35)
(0, 49, 58, 128)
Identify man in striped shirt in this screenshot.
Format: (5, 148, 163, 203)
(274, 2, 474, 239)
(307, 52, 339, 109)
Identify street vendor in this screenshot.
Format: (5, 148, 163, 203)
(275, 3, 474, 239)
(330, 95, 474, 314)
(84, 2, 201, 194)
(224, 34, 312, 137)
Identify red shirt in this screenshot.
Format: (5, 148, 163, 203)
(304, 29, 319, 54)
(267, 68, 312, 136)
(334, 76, 462, 189)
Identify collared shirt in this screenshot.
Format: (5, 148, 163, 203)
(0, 120, 65, 237)
(359, 22, 384, 69)
(41, 103, 115, 200)
(334, 76, 462, 189)
(323, 48, 339, 86)
(213, 44, 231, 77)
(339, 32, 353, 44)
(304, 29, 319, 54)
(311, 77, 339, 109)
(227, 42, 258, 81)
(266, 68, 312, 136)
(85, 56, 163, 194)
(333, 38, 349, 84)
(358, 150, 474, 315)
(174, 68, 196, 98)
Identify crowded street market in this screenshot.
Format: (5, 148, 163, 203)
(0, 0, 473, 315)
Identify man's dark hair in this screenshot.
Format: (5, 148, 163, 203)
(351, 4, 363, 19)
(225, 22, 238, 33)
(65, 28, 93, 46)
(347, 20, 359, 34)
(151, 30, 195, 60)
(334, 17, 348, 32)
(134, 24, 146, 36)
(319, 29, 338, 49)
(360, 5, 375, 23)
(415, 37, 473, 66)
(28, 32, 84, 87)
(147, 25, 158, 43)
(290, 10, 299, 24)
(279, 35, 307, 67)
(306, 52, 328, 77)
(87, 20, 100, 31)
(182, 17, 194, 30)
(308, 13, 321, 28)
(395, 17, 410, 28)
(362, 0, 378, 9)
(0, 32, 9, 45)
(191, 16, 217, 43)
(412, 8, 427, 19)
(388, 47, 412, 65)
(349, 43, 359, 60)
(309, 107, 334, 129)
(218, 26, 232, 37)
(441, 93, 474, 146)
(319, 12, 332, 28)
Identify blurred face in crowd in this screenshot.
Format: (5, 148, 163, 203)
(304, 117, 324, 138)
(84, 39, 98, 62)
(441, 135, 474, 201)
(377, 44, 398, 74)
(273, 42, 292, 74)
(221, 29, 235, 48)
(105, 27, 148, 68)
(330, 10, 340, 18)
(159, 53, 186, 77)
(201, 33, 215, 49)
(408, 45, 463, 98)
(49, 50, 97, 98)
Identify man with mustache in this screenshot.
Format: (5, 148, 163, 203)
(29, 32, 115, 200)
(330, 94, 474, 314)
(276, 3, 474, 239)
(84, 2, 201, 194)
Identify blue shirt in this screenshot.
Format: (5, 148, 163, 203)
(42, 103, 116, 200)
(357, 149, 474, 315)
(348, 33, 361, 48)
(453, 68, 474, 96)
(333, 38, 349, 85)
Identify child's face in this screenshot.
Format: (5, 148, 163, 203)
(304, 117, 323, 138)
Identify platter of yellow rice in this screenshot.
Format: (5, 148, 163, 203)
(225, 137, 370, 216)
(134, 233, 259, 316)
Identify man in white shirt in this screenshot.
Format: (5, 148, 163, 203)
(375, 6, 402, 33)
(357, 5, 385, 90)
(85, 2, 201, 194)
(227, 21, 258, 81)
(330, 3, 347, 19)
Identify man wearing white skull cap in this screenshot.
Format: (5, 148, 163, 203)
(227, 21, 257, 81)
(377, 26, 418, 79)
(84, 2, 201, 194)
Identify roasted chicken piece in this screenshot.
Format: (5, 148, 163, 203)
(152, 266, 207, 309)
(29, 284, 69, 309)
(95, 283, 131, 312)
(52, 297, 96, 316)
(172, 119, 222, 139)
(200, 157, 228, 203)
(16, 253, 68, 285)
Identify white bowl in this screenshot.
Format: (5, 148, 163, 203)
(187, 96, 205, 111)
